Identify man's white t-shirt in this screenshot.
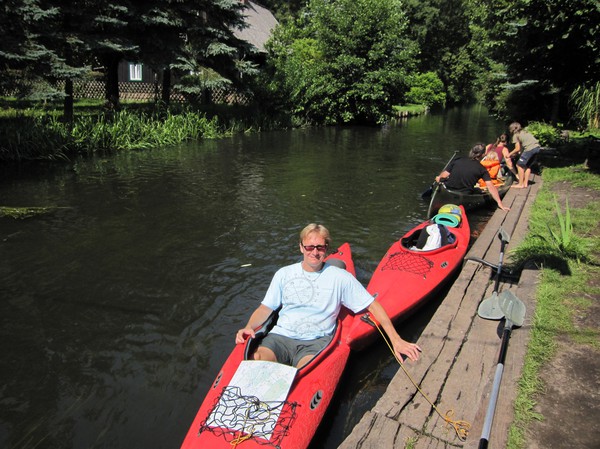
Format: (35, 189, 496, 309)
(261, 262, 374, 340)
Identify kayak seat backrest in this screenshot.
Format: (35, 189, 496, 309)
(402, 224, 455, 251)
(326, 258, 347, 270)
(244, 309, 280, 361)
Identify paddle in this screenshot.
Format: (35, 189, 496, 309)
(476, 228, 511, 320)
(421, 151, 458, 199)
(478, 290, 526, 449)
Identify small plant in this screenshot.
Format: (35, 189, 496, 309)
(547, 196, 572, 254)
(511, 194, 590, 269)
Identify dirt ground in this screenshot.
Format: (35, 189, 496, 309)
(524, 183, 600, 449)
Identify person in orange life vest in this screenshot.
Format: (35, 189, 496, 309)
(478, 150, 502, 188)
(485, 133, 517, 177)
(435, 144, 510, 212)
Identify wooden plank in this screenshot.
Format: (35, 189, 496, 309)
(337, 176, 543, 449)
(337, 411, 408, 449)
(465, 269, 539, 449)
(426, 307, 505, 443)
(379, 267, 493, 431)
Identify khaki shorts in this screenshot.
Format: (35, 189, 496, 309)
(259, 333, 331, 367)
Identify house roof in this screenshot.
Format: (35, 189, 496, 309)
(233, 1, 278, 53)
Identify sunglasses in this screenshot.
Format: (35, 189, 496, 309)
(301, 243, 328, 252)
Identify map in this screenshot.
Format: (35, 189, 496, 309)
(206, 360, 298, 440)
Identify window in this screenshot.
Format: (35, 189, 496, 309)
(129, 63, 143, 81)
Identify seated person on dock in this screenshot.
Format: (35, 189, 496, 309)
(435, 144, 510, 212)
(235, 223, 422, 368)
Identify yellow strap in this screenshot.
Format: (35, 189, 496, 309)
(371, 316, 471, 441)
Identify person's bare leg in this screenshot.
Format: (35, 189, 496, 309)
(503, 148, 518, 180)
(252, 346, 278, 362)
(522, 167, 532, 187)
(296, 354, 315, 369)
(512, 165, 526, 188)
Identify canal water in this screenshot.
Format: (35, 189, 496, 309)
(0, 106, 504, 449)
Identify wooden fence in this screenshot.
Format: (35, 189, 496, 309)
(2, 80, 252, 105)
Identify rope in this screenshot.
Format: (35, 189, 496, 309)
(230, 398, 275, 448)
(366, 313, 471, 441)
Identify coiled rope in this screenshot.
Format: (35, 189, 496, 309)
(368, 313, 471, 441)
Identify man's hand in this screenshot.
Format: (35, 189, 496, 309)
(392, 337, 422, 362)
(235, 327, 255, 344)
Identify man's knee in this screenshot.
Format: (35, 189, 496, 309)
(252, 346, 277, 362)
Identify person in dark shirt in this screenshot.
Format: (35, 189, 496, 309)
(435, 143, 510, 211)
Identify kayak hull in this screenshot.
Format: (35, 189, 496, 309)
(346, 207, 470, 350)
(427, 171, 515, 218)
(180, 244, 356, 449)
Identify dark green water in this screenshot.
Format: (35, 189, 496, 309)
(0, 106, 504, 449)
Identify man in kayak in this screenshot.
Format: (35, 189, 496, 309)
(235, 223, 422, 368)
(434, 143, 510, 212)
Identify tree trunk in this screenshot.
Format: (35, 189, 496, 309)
(161, 66, 171, 105)
(103, 54, 121, 110)
(63, 78, 74, 123)
(550, 89, 560, 124)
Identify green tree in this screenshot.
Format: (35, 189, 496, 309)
(0, 0, 83, 102)
(488, 0, 600, 122)
(404, 0, 478, 104)
(267, 0, 418, 125)
(168, 0, 257, 104)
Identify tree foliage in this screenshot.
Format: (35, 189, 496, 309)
(266, 0, 418, 125)
(484, 0, 600, 123)
(0, 0, 255, 114)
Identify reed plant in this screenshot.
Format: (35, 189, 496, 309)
(570, 81, 600, 131)
(0, 108, 224, 160)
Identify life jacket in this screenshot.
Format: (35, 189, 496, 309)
(478, 159, 501, 188)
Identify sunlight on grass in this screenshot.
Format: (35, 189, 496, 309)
(506, 165, 600, 449)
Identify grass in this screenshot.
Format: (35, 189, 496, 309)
(506, 163, 600, 449)
(0, 97, 287, 161)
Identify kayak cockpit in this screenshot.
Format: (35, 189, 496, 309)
(401, 223, 458, 253)
(243, 311, 341, 378)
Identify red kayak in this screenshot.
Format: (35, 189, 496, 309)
(346, 206, 470, 350)
(180, 243, 356, 449)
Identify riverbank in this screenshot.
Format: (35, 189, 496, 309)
(337, 163, 600, 449)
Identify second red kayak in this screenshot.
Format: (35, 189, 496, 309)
(346, 205, 470, 350)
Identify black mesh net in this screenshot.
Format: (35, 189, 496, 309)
(198, 386, 298, 448)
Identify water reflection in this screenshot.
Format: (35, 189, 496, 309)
(0, 107, 503, 449)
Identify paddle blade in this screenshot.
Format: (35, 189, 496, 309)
(478, 292, 505, 320)
(498, 291, 526, 327)
(498, 228, 511, 245)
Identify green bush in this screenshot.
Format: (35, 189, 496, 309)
(405, 72, 446, 108)
(526, 121, 562, 147)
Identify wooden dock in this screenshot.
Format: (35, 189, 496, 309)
(338, 176, 541, 449)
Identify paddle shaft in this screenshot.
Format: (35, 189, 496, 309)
(422, 151, 458, 198)
(492, 239, 507, 293)
(478, 321, 513, 449)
